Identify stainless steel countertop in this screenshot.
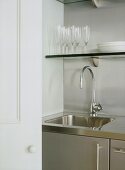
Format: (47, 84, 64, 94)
(42, 112, 125, 141)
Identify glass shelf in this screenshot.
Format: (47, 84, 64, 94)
(46, 52, 125, 58)
(46, 52, 125, 67)
(57, 0, 89, 4)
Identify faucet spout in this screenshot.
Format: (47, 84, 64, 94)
(80, 66, 102, 116)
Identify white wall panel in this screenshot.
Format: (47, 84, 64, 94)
(0, 0, 20, 123)
(42, 0, 64, 116)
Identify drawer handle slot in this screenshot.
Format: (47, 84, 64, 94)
(114, 148, 125, 154)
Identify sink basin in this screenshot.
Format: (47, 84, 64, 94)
(45, 115, 114, 128)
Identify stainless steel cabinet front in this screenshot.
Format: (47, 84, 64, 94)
(110, 140, 125, 170)
(42, 132, 109, 170)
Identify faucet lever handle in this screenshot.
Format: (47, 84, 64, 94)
(96, 103, 103, 111)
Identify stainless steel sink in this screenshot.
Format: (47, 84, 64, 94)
(45, 115, 114, 128)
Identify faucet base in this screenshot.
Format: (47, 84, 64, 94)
(90, 113, 98, 117)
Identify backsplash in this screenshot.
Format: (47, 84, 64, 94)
(64, 58, 125, 116)
(64, 2, 125, 116)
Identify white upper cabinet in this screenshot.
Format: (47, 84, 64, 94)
(0, 0, 20, 123)
(0, 0, 42, 169)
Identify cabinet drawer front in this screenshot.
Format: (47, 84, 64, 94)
(111, 140, 125, 170)
(43, 132, 109, 170)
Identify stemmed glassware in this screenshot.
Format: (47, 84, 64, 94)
(57, 26, 71, 54)
(50, 25, 90, 54)
(69, 26, 82, 53)
(82, 25, 90, 52)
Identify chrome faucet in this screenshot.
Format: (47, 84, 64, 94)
(80, 66, 102, 117)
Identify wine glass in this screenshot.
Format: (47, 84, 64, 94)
(82, 25, 90, 52)
(69, 26, 82, 54)
(74, 27, 82, 53)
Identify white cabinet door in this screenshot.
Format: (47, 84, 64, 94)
(0, 0, 19, 123)
(0, 0, 42, 170)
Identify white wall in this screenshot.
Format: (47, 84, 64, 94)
(64, 1, 125, 116)
(42, 0, 64, 116)
(64, 1, 125, 49)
